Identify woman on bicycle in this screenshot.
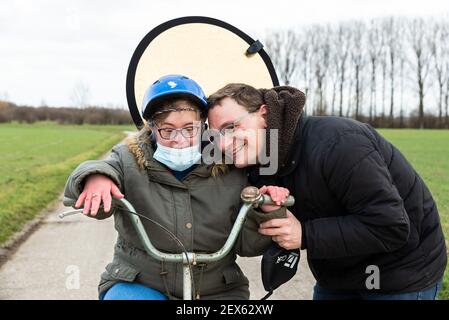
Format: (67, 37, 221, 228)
(63, 74, 289, 300)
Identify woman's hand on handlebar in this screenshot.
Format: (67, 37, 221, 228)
(75, 174, 124, 216)
(259, 185, 290, 213)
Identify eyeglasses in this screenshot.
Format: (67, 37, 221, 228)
(154, 125, 201, 140)
(208, 111, 255, 143)
(219, 111, 255, 135)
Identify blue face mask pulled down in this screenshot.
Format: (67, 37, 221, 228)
(153, 143, 202, 172)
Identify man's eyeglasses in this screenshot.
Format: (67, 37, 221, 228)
(208, 111, 255, 143)
(154, 125, 201, 140)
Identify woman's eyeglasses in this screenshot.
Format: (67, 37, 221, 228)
(154, 125, 201, 140)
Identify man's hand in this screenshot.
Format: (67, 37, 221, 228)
(259, 185, 290, 212)
(258, 210, 302, 250)
(75, 174, 124, 216)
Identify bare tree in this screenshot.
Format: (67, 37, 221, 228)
(329, 45, 339, 116)
(429, 20, 449, 128)
(264, 29, 300, 86)
(335, 24, 351, 117)
(310, 25, 330, 115)
(263, 16, 448, 129)
(346, 74, 354, 118)
(350, 22, 366, 120)
(367, 19, 383, 123)
(70, 81, 91, 108)
(379, 30, 389, 124)
(407, 18, 433, 129)
(385, 17, 400, 125)
(298, 32, 311, 99)
(399, 48, 406, 128)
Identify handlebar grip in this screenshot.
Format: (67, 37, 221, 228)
(241, 186, 295, 207)
(260, 194, 295, 207)
(282, 195, 295, 207)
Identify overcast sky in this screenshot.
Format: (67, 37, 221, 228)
(1, 0, 448, 108)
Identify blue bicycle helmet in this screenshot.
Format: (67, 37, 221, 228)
(141, 74, 208, 120)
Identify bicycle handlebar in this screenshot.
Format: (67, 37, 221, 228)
(60, 186, 295, 264)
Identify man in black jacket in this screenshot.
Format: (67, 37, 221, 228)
(207, 83, 447, 300)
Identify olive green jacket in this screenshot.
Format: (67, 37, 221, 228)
(63, 134, 286, 299)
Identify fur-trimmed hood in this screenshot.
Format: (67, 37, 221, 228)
(123, 129, 151, 171)
(258, 86, 306, 169)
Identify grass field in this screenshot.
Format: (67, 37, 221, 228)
(378, 129, 449, 299)
(0, 121, 134, 246)
(0, 123, 447, 299)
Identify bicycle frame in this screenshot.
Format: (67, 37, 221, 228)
(60, 186, 294, 300)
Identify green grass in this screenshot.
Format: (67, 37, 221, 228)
(0, 121, 135, 246)
(378, 129, 449, 299)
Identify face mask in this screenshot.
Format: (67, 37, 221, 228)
(153, 142, 202, 171)
(261, 243, 300, 300)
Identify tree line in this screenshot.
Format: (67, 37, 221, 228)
(263, 16, 449, 128)
(0, 101, 132, 125)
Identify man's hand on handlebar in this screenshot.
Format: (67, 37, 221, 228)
(75, 174, 124, 216)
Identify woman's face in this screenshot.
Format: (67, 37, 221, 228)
(153, 109, 202, 149)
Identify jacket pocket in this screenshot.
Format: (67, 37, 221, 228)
(222, 264, 247, 286)
(98, 263, 140, 299)
(104, 262, 140, 282)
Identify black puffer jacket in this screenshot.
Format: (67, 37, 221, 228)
(250, 115, 447, 293)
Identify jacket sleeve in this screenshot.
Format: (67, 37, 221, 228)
(304, 132, 410, 259)
(234, 206, 287, 257)
(63, 145, 125, 220)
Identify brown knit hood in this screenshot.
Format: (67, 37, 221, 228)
(258, 86, 306, 169)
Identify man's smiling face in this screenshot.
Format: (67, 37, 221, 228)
(207, 97, 267, 168)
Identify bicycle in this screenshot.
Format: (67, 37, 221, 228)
(59, 186, 294, 300)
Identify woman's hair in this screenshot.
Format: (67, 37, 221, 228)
(148, 97, 206, 126)
(207, 83, 263, 112)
